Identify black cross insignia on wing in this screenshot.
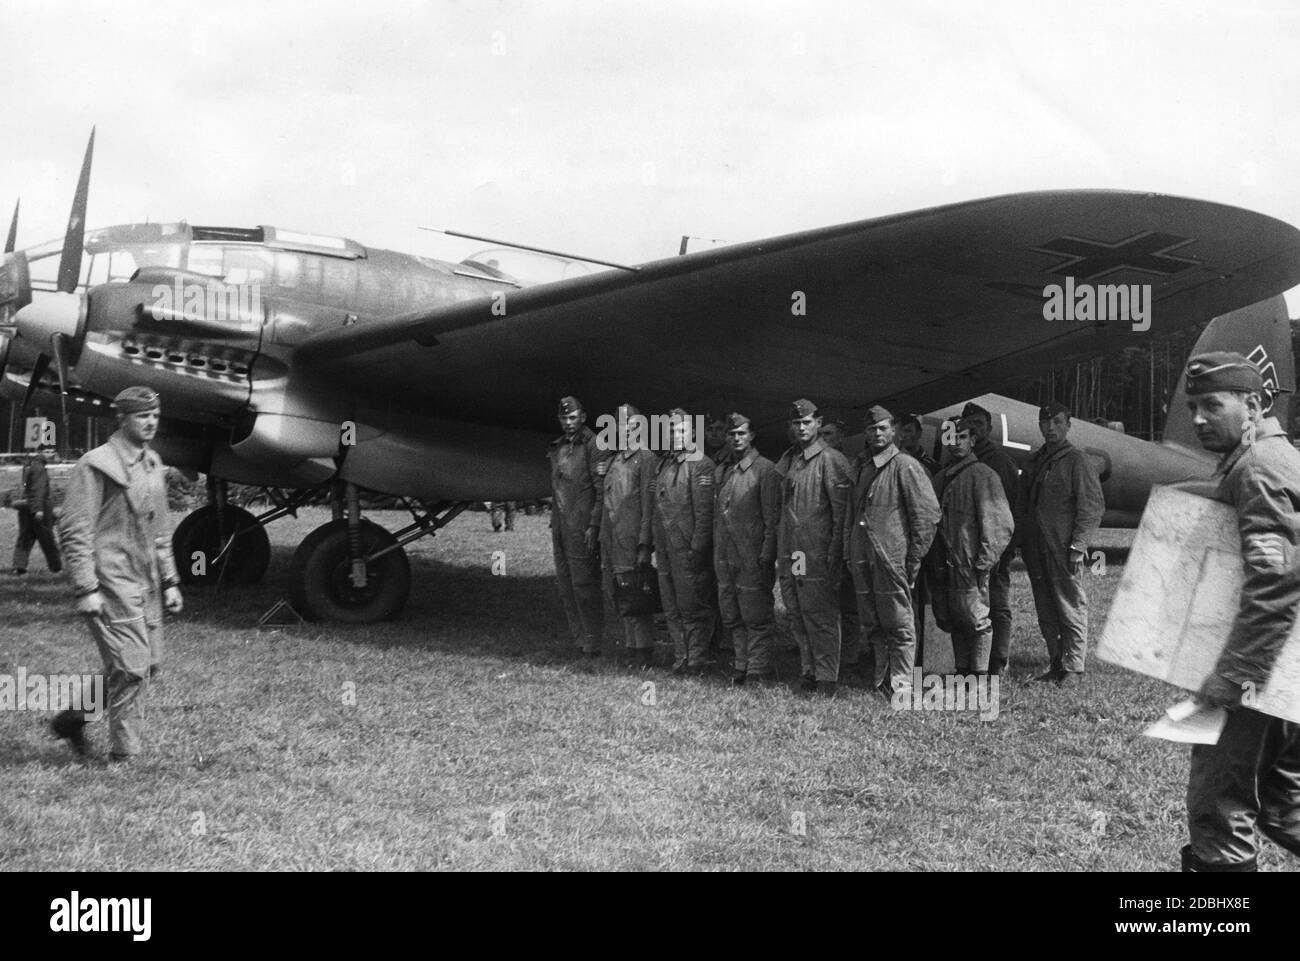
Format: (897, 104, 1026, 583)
(1033, 232, 1199, 280)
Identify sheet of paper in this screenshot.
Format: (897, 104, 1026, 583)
(1143, 698, 1227, 745)
(1097, 486, 1300, 723)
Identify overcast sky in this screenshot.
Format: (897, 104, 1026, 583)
(3, 0, 1299, 306)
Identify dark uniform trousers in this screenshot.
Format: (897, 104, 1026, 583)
(13, 508, 61, 572)
(838, 566, 862, 667)
(12, 458, 62, 572)
(705, 447, 730, 660)
(549, 427, 605, 653)
(552, 526, 603, 653)
(911, 577, 928, 670)
(1187, 709, 1300, 867)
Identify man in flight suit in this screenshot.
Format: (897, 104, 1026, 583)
(777, 399, 852, 695)
(818, 415, 863, 675)
(654, 409, 716, 674)
(51, 387, 182, 760)
(599, 403, 658, 669)
(10, 444, 62, 575)
(897, 413, 938, 668)
(714, 412, 780, 685)
(897, 414, 939, 474)
(930, 417, 1014, 675)
(704, 414, 730, 467)
(548, 395, 606, 665)
(962, 402, 1020, 674)
(1018, 401, 1103, 687)
(847, 406, 940, 697)
(1179, 352, 1300, 871)
(702, 413, 730, 661)
(817, 418, 847, 454)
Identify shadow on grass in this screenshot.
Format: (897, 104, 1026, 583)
(5, 508, 1096, 684)
(176, 544, 591, 668)
(0, 733, 97, 769)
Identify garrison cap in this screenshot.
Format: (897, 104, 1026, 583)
(940, 415, 966, 439)
(113, 386, 160, 414)
(1039, 400, 1071, 421)
(705, 412, 726, 426)
(1184, 352, 1266, 396)
(789, 398, 818, 420)
(557, 395, 583, 415)
(864, 404, 894, 427)
(962, 402, 992, 421)
(668, 407, 691, 420)
(726, 412, 752, 431)
(898, 412, 923, 431)
(616, 402, 641, 418)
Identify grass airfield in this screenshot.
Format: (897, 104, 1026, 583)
(1, 506, 1295, 871)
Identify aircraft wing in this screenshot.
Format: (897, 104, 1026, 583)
(297, 190, 1300, 437)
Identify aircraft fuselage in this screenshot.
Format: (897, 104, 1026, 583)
(3, 222, 559, 499)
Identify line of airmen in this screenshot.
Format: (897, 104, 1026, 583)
(548, 393, 1103, 695)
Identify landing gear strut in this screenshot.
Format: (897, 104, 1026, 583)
(289, 488, 472, 623)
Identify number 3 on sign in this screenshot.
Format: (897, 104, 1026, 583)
(25, 417, 55, 449)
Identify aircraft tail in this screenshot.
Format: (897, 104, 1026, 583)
(1162, 295, 1294, 450)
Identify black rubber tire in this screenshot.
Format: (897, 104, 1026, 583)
(288, 519, 410, 623)
(173, 504, 271, 586)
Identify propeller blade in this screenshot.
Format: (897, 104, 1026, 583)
(50, 332, 72, 455)
(4, 199, 16, 254)
(22, 352, 50, 414)
(57, 129, 95, 295)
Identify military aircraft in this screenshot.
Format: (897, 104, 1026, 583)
(909, 296, 1296, 527)
(3, 131, 1300, 622)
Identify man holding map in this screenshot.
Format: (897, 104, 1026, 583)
(1181, 352, 1300, 872)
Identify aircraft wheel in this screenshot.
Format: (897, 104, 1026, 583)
(173, 505, 271, 586)
(289, 519, 411, 623)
